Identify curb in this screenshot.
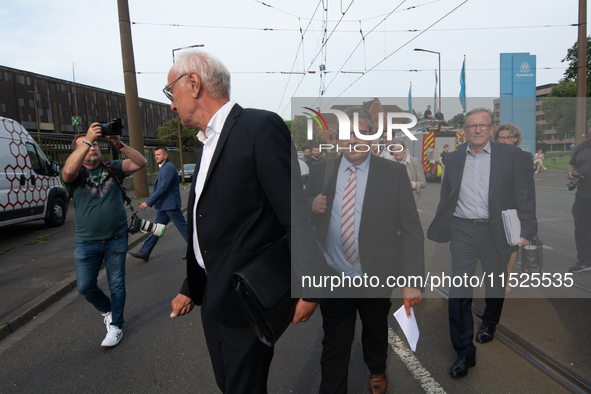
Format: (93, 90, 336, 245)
(0, 206, 187, 342)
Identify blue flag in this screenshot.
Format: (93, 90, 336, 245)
(459, 58, 466, 113)
(408, 83, 412, 114)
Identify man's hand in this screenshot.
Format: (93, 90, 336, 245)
(139, 202, 148, 210)
(86, 123, 102, 144)
(170, 293, 194, 318)
(104, 133, 121, 147)
(292, 299, 318, 324)
(401, 286, 422, 318)
(312, 194, 327, 215)
(518, 237, 531, 247)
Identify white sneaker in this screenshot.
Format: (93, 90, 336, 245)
(543, 167, 546, 170)
(102, 311, 112, 332)
(535, 170, 538, 174)
(101, 326, 123, 347)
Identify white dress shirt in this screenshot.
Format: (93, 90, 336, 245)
(192, 101, 236, 268)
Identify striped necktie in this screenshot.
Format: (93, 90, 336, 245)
(341, 165, 359, 266)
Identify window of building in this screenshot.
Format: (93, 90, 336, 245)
(329, 134, 333, 140)
(329, 124, 333, 131)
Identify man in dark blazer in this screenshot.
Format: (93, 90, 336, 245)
(304, 106, 424, 394)
(129, 146, 188, 262)
(427, 107, 537, 378)
(164, 50, 321, 394)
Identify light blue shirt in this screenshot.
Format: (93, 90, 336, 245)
(323, 154, 370, 277)
(454, 142, 491, 219)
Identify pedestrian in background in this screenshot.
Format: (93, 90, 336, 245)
(129, 146, 188, 263)
(534, 148, 546, 173)
(493, 123, 526, 294)
(392, 140, 427, 204)
(567, 119, 591, 273)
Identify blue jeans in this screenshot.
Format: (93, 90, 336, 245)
(75, 232, 128, 328)
(140, 209, 188, 257)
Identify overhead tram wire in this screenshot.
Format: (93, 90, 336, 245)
(131, 21, 577, 33)
(137, 66, 567, 75)
(327, 0, 470, 107)
(280, 0, 356, 116)
(305, 0, 408, 111)
(276, 0, 324, 114)
(322, 1, 407, 95)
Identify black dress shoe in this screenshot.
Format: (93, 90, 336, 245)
(450, 355, 476, 378)
(129, 251, 149, 262)
(476, 325, 496, 343)
(369, 373, 387, 394)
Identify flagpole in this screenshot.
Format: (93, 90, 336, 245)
(464, 55, 467, 112)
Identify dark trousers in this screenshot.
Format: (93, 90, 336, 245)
(572, 195, 591, 265)
(201, 298, 274, 394)
(319, 298, 392, 394)
(448, 217, 510, 357)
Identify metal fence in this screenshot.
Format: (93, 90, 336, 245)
(33, 135, 201, 175)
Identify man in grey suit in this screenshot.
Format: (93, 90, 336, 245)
(427, 108, 537, 378)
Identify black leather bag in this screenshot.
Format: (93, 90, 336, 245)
(232, 236, 297, 347)
(520, 234, 543, 273)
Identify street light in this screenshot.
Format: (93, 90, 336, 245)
(28, 90, 40, 139)
(414, 48, 441, 111)
(171, 44, 204, 183)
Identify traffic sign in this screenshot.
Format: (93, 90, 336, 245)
(72, 116, 81, 126)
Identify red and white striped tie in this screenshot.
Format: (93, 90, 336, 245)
(341, 166, 359, 266)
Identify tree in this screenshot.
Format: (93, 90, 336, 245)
(536, 123, 545, 143)
(560, 35, 591, 96)
(541, 37, 591, 140)
(287, 118, 327, 150)
(157, 118, 202, 151)
(449, 113, 465, 129)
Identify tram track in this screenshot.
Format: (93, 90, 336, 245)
(420, 221, 591, 392)
(430, 284, 591, 393)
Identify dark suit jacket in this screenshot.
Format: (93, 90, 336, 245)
(304, 154, 425, 295)
(427, 142, 537, 255)
(179, 104, 320, 327)
(146, 159, 181, 210)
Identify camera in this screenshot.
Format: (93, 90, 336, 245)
(99, 118, 124, 136)
(567, 171, 585, 191)
(128, 212, 166, 237)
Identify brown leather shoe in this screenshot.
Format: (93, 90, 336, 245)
(129, 251, 149, 262)
(369, 373, 387, 394)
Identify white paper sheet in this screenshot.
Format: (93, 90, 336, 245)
(393, 305, 420, 352)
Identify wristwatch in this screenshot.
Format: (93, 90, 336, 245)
(117, 142, 125, 150)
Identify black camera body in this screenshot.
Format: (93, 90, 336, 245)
(567, 171, 585, 191)
(99, 118, 124, 136)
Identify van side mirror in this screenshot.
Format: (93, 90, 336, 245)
(50, 161, 60, 176)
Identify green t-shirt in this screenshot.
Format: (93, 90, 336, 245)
(62, 161, 128, 240)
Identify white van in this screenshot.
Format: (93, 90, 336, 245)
(0, 117, 67, 227)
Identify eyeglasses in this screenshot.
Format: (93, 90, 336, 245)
(162, 73, 188, 101)
(465, 124, 492, 132)
(497, 135, 516, 142)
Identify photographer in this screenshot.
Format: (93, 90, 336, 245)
(567, 119, 591, 273)
(61, 122, 147, 346)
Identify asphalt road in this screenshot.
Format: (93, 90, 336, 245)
(0, 173, 590, 393)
